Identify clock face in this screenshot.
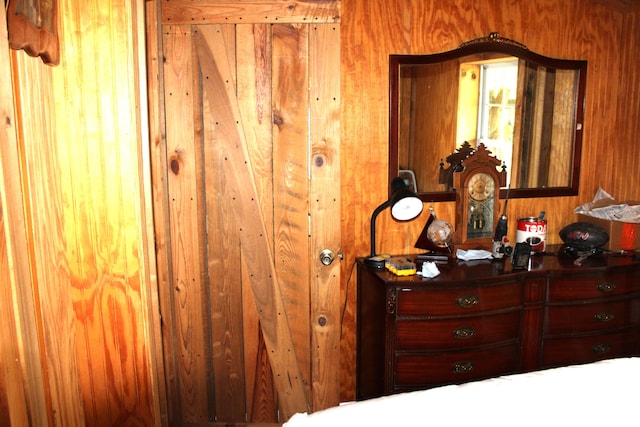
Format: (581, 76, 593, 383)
(466, 172, 495, 239)
(468, 172, 495, 201)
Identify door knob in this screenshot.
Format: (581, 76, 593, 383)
(319, 249, 336, 266)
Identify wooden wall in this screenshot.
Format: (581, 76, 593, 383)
(339, 0, 640, 400)
(1, 1, 162, 426)
(2, 0, 640, 426)
(0, 7, 40, 427)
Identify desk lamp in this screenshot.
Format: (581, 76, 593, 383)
(365, 176, 424, 269)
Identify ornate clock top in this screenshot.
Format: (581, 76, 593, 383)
(463, 143, 503, 173)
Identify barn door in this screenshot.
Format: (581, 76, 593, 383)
(151, 3, 341, 424)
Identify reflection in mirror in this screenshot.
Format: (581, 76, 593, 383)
(390, 33, 587, 201)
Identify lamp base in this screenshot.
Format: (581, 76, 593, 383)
(364, 255, 387, 269)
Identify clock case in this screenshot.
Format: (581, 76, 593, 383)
(453, 143, 507, 250)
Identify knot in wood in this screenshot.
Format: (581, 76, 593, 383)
(273, 113, 284, 127)
(170, 158, 180, 175)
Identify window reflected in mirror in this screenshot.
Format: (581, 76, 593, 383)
(457, 58, 518, 186)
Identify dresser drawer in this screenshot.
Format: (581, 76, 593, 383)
(395, 311, 520, 350)
(394, 343, 519, 388)
(541, 329, 640, 368)
(396, 282, 523, 317)
(545, 299, 640, 335)
(548, 270, 640, 301)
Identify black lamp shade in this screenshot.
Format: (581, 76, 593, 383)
(366, 177, 423, 267)
(390, 186, 423, 220)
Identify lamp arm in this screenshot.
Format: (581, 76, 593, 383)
(369, 200, 391, 257)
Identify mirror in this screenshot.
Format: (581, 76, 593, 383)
(389, 33, 587, 201)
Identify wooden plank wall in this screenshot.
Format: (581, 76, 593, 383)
(151, 1, 341, 424)
(340, 0, 640, 400)
(2, 0, 640, 426)
(2, 0, 162, 426)
(0, 6, 46, 426)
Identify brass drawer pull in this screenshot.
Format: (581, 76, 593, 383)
(594, 311, 615, 322)
(453, 326, 477, 339)
(596, 281, 616, 293)
(452, 361, 474, 374)
(592, 343, 612, 354)
(456, 295, 479, 309)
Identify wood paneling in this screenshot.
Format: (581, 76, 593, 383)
(154, 10, 342, 422)
(0, 9, 42, 425)
(593, 0, 639, 13)
(308, 23, 341, 411)
(270, 23, 313, 406)
(234, 23, 278, 423)
(12, 48, 86, 426)
(53, 0, 157, 423)
(340, 0, 640, 400)
(3, 0, 640, 426)
(163, 24, 211, 424)
(198, 23, 309, 419)
(2, 0, 161, 426)
(161, 0, 340, 24)
(200, 25, 251, 421)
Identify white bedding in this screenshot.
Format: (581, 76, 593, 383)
(285, 358, 639, 426)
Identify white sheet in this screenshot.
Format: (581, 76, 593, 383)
(285, 358, 639, 426)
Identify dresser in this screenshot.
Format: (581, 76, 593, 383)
(356, 248, 640, 400)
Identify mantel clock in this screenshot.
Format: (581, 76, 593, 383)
(453, 144, 507, 249)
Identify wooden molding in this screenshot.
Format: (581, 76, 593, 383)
(6, 0, 60, 65)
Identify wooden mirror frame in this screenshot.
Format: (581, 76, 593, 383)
(389, 33, 587, 201)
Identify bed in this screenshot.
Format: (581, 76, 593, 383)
(284, 358, 639, 426)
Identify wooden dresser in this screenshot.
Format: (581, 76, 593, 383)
(356, 249, 640, 400)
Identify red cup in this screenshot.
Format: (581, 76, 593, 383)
(619, 223, 637, 251)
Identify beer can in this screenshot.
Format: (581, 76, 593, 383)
(516, 217, 547, 253)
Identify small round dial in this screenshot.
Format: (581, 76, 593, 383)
(468, 172, 495, 201)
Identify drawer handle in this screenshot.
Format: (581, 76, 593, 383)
(452, 361, 474, 374)
(456, 295, 479, 309)
(594, 311, 615, 322)
(592, 343, 612, 354)
(596, 281, 616, 293)
(453, 326, 477, 339)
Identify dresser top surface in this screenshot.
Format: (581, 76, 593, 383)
(357, 246, 640, 286)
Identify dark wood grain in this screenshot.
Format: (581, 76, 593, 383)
(356, 251, 640, 399)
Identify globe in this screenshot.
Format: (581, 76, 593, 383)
(427, 218, 454, 248)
